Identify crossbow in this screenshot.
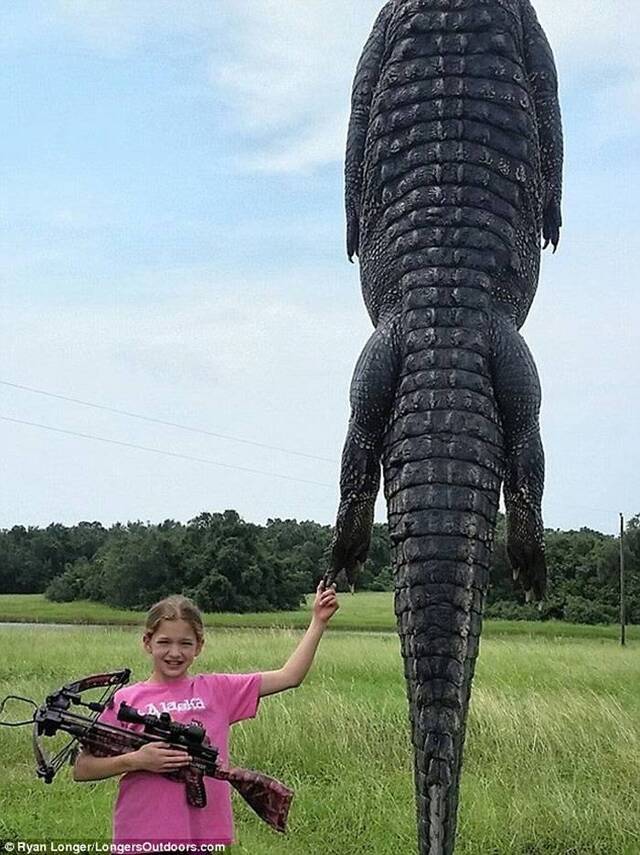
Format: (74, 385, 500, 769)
(0, 670, 292, 833)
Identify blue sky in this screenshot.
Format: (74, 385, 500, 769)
(1, 0, 638, 535)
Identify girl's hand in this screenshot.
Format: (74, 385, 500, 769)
(312, 580, 339, 625)
(129, 741, 192, 773)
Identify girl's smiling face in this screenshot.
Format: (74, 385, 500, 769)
(143, 618, 204, 683)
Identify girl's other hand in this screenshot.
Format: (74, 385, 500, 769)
(312, 580, 339, 625)
(129, 741, 192, 773)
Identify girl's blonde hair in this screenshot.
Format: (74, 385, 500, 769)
(144, 594, 205, 644)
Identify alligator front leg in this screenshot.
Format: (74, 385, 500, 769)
(326, 311, 401, 587)
(491, 308, 546, 601)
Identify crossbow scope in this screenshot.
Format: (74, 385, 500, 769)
(117, 702, 210, 751)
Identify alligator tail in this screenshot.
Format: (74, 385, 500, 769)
(383, 265, 504, 855)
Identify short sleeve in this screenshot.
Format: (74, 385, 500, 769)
(215, 673, 262, 725)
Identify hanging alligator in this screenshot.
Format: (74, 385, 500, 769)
(323, 1, 563, 852)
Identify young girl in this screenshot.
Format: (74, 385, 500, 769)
(73, 581, 339, 848)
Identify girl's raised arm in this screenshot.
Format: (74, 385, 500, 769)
(259, 581, 339, 697)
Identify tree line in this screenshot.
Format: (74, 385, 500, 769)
(0, 510, 637, 624)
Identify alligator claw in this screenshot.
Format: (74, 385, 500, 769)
(543, 198, 561, 253)
(326, 499, 373, 591)
(507, 533, 547, 601)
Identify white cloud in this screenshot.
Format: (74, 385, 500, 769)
(49, 0, 640, 173)
(535, 0, 639, 63)
(45, 0, 640, 172)
(210, 1, 380, 172)
(0, 269, 373, 527)
(53, 0, 217, 55)
(236, 110, 348, 173)
(50, 0, 381, 172)
(589, 77, 640, 149)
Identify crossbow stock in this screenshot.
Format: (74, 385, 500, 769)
(0, 670, 292, 833)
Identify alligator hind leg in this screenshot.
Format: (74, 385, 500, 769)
(490, 307, 547, 600)
(325, 310, 401, 588)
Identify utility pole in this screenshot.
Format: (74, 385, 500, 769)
(620, 513, 626, 647)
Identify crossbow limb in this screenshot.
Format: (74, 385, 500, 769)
(31, 669, 131, 782)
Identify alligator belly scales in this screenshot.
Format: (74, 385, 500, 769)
(324, 1, 563, 853)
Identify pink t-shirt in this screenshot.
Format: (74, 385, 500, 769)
(95, 672, 261, 846)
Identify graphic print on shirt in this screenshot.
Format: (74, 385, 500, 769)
(144, 697, 206, 716)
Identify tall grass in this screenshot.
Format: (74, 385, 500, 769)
(1, 626, 639, 853)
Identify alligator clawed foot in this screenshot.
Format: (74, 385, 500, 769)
(508, 540, 546, 602)
(323, 565, 361, 593)
(324, 496, 374, 590)
(506, 504, 547, 601)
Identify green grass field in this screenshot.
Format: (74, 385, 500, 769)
(1, 623, 639, 854)
(0, 592, 636, 641)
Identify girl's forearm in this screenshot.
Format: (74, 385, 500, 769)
(281, 617, 326, 686)
(73, 749, 137, 781)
